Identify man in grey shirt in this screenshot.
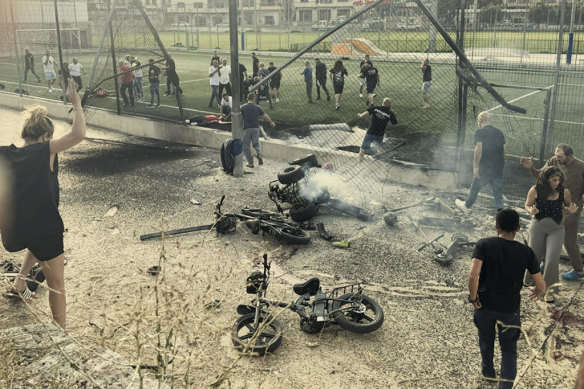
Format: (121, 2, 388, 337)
(240, 93, 275, 168)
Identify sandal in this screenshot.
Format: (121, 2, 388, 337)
(4, 286, 35, 300)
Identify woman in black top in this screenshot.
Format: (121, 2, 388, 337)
(329, 60, 348, 111)
(1, 79, 86, 329)
(524, 166, 577, 301)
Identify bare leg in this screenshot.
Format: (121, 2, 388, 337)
(358, 148, 365, 162)
(12, 250, 38, 292)
(40, 254, 66, 330)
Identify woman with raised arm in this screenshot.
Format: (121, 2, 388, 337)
(1, 78, 86, 329)
(524, 166, 577, 303)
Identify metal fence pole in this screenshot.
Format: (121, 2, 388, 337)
(540, 87, 553, 161)
(54, 0, 66, 105)
(9, 0, 23, 97)
(547, 0, 568, 149)
(229, 0, 243, 177)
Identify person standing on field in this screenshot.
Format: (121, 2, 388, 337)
(267, 61, 281, 103)
(421, 59, 432, 108)
(301, 61, 314, 104)
(330, 60, 348, 111)
(468, 208, 545, 388)
(42, 51, 57, 93)
(251, 52, 259, 78)
(315, 58, 330, 102)
(358, 54, 372, 98)
(520, 143, 584, 281)
(358, 62, 379, 106)
(24, 49, 41, 83)
(119, 60, 134, 107)
(208, 59, 221, 108)
(147, 58, 161, 108)
(131, 57, 144, 101)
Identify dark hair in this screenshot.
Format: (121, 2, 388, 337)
(536, 166, 564, 200)
(496, 209, 520, 232)
(333, 60, 344, 72)
(556, 143, 573, 157)
(247, 92, 256, 101)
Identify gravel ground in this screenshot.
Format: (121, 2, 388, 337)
(0, 106, 582, 388)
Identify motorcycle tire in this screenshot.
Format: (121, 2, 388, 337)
(331, 294, 384, 334)
(271, 225, 310, 245)
(290, 153, 320, 168)
(278, 166, 305, 185)
(231, 313, 283, 356)
(289, 202, 317, 222)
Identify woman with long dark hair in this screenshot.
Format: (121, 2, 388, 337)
(1, 79, 86, 329)
(329, 60, 348, 111)
(524, 166, 577, 302)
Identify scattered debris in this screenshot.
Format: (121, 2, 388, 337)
(387, 197, 435, 213)
(383, 212, 398, 226)
(316, 222, 334, 240)
(190, 196, 201, 205)
(332, 239, 350, 249)
(147, 266, 161, 276)
(104, 205, 119, 217)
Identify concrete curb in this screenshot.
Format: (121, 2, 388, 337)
(0, 91, 457, 190)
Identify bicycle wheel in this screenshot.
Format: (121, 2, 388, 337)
(270, 225, 310, 245)
(331, 294, 384, 334)
(241, 208, 285, 222)
(231, 313, 283, 356)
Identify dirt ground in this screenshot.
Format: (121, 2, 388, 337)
(0, 107, 583, 388)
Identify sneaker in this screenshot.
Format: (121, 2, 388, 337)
(48, 87, 54, 92)
(455, 199, 471, 214)
(257, 156, 263, 165)
(359, 93, 363, 98)
(335, 104, 340, 111)
(245, 163, 254, 168)
(155, 104, 161, 108)
(275, 98, 280, 103)
(561, 269, 584, 281)
(147, 104, 155, 108)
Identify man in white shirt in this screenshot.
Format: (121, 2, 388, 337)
(42, 51, 57, 92)
(220, 93, 232, 121)
(208, 59, 221, 108)
(218, 58, 232, 98)
(131, 57, 144, 101)
(68, 58, 86, 92)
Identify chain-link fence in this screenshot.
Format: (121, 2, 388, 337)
(1, 0, 583, 183)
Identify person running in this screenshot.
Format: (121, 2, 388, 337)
(329, 60, 348, 111)
(455, 111, 506, 213)
(119, 60, 134, 107)
(520, 144, 584, 282)
(147, 58, 161, 108)
(421, 59, 432, 108)
(218, 58, 232, 98)
(208, 59, 221, 108)
(315, 58, 330, 102)
(1, 79, 87, 330)
(68, 58, 86, 92)
(467, 208, 545, 388)
(358, 54, 372, 98)
(301, 61, 314, 104)
(358, 62, 379, 106)
(23, 49, 41, 83)
(42, 51, 57, 93)
(241, 93, 275, 168)
(357, 98, 398, 162)
(267, 61, 281, 103)
(131, 57, 144, 101)
(523, 166, 578, 303)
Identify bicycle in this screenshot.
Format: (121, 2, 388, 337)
(231, 254, 384, 355)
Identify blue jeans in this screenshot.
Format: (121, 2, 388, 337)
(473, 307, 521, 389)
(209, 85, 220, 107)
(134, 77, 143, 99)
(150, 82, 160, 105)
(465, 174, 504, 211)
(120, 82, 134, 106)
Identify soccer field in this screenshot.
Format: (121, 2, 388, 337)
(1, 49, 582, 157)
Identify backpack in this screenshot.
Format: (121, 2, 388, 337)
(220, 138, 242, 174)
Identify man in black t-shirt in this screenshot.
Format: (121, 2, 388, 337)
(239, 63, 248, 100)
(357, 97, 397, 162)
(455, 111, 506, 213)
(314, 58, 330, 101)
(359, 62, 379, 106)
(468, 209, 544, 387)
(267, 61, 281, 103)
(251, 52, 259, 78)
(23, 49, 41, 83)
(421, 59, 432, 108)
(147, 58, 161, 108)
(358, 54, 372, 98)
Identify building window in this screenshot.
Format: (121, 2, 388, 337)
(177, 2, 185, 8)
(195, 16, 207, 26)
(193, 2, 203, 8)
(265, 15, 275, 25)
(299, 10, 312, 22)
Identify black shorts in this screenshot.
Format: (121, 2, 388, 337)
(2, 232, 64, 261)
(366, 83, 377, 94)
(334, 82, 344, 94)
(269, 79, 280, 89)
